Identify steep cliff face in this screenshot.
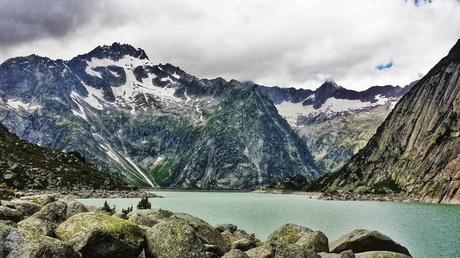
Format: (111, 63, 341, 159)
(0, 43, 318, 189)
(0, 124, 128, 190)
(320, 40, 460, 204)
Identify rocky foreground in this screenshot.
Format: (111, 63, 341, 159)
(0, 194, 412, 258)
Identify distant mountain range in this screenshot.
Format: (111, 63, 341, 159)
(246, 80, 415, 172)
(0, 43, 318, 189)
(0, 42, 417, 189)
(315, 39, 460, 204)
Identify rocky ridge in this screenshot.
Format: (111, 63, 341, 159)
(313, 39, 460, 204)
(0, 194, 412, 258)
(0, 122, 128, 191)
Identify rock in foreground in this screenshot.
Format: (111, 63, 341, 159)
(330, 229, 411, 256)
(267, 223, 329, 253)
(56, 212, 144, 258)
(0, 224, 80, 258)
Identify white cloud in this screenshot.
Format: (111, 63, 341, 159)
(0, 0, 459, 90)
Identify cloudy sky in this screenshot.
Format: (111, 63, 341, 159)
(1, 0, 460, 90)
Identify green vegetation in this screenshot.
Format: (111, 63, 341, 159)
(122, 205, 133, 216)
(101, 200, 116, 214)
(148, 157, 177, 185)
(137, 196, 151, 209)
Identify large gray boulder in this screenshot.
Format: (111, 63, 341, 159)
(56, 212, 144, 258)
(144, 218, 208, 258)
(0, 206, 23, 222)
(172, 213, 231, 255)
(0, 224, 80, 258)
(355, 251, 411, 258)
(330, 229, 410, 256)
(18, 201, 69, 237)
(127, 209, 173, 227)
(267, 224, 329, 253)
(18, 200, 89, 237)
(3, 200, 42, 217)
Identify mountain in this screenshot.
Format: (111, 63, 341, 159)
(0, 43, 319, 189)
(249, 80, 414, 172)
(0, 123, 128, 190)
(315, 39, 460, 204)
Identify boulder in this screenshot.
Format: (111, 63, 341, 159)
(56, 212, 144, 258)
(127, 209, 173, 227)
(144, 218, 208, 258)
(21, 194, 58, 206)
(355, 251, 411, 258)
(274, 244, 320, 258)
(232, 238, 258, 251)
(319, 250, 355, 257)
(0, 206, 23, 222)
(64, 200, 89, 218)
(223, 249, 250, 258)
(0, 224, 80, 258)
(0, 219, 17, 227)
(222, 227, 260, 249)
(216, 223, 238, 233)
(18, 201, 69, 237)
(267, 224, 329, 253)
(172, 213, 231, 254)
(3, 200, 42, 217)
(330, 229, 410, 256)
(245, 244, 275, 258)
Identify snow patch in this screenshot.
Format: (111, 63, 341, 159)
(6, 99, 41, 111)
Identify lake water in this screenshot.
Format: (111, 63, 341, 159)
(79, 191, 460, 258)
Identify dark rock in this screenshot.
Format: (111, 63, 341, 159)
(216, 223, 238, 233)
(330, 229, 410, 256)
(0, 206, 23, 222)
(355, 251, 411, 258)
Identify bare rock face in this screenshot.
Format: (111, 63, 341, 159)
(329, 229, 410, 256)
(319, 39, 460, 204)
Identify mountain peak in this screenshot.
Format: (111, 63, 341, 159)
(83, 42, 149, 61)
(317, 80, 341, 91)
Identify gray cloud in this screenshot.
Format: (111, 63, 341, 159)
(0, 0, 460, 90)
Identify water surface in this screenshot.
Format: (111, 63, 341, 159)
(79, 191, 460, 258)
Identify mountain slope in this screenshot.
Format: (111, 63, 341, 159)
(317, 39, 460, 204)
(0, 43, 318, 189)
(0, 123, 128, 190)
(251, 81, 413, 172)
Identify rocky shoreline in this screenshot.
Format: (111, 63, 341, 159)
(18, 189, 164, 199)
(318, 192, 420, 203)
(0, 193, 414, 258)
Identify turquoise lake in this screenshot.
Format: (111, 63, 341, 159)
(79, 191, 460, 258)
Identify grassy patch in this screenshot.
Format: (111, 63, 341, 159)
(149, 157, 177, 185)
